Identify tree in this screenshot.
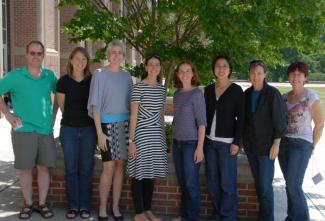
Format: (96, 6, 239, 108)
(58, 0, 325, 87)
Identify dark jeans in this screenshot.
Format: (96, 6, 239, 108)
(59, 126, 97, 210)
(246, 153, 275, 221)
(204, 138, 237, 221)
(131, 178, 154, 214)
(279, 137, 312, 221)
(173, 139, 200, 221)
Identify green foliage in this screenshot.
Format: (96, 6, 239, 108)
(58, 0, 325, 87)
(309, 73, 325, 81)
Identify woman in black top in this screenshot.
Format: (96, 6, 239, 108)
(56, 47, 96, 219)
(242, 60, 286, 221)
(204, 56, 244, 221)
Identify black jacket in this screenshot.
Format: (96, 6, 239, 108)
(204, 83, 244, 145)
(243, 81, 287, 156)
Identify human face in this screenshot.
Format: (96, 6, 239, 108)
(25, 43, 44, 68)
(108, 45, 124, 65)
(288, 70, 307, 89)
(249, 65, 266, 90)
(145, 58, 161, 78)
(177, 63, 193, 88)
(70, 52, 88, 75)
(214, 58, 230, 80)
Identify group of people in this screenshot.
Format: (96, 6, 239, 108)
(0, 39, 323, 221)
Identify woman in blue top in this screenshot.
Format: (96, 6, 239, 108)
(57, 47, 96, 219)
(242, 60, 286, 221)
(88, 40, 132, 221)
(171, 61, 206, 221)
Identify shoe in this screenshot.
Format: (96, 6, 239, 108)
(18, 204, 33, 219)
(65, 209, 78, 219)
(98, 215, 108, 221)
(34, 203, 54, 219)
(79, 209, 91, 219)
(110, 206, 124, 221)
(144, 211, 162, 221)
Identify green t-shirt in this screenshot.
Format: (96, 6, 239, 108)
(0, 66, 57, 134)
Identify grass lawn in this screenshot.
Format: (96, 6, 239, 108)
(277, 86, 325, 116)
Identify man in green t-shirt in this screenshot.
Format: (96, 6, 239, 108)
(0, 41, 57, 219)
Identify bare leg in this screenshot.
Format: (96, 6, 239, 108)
(134, 213, 150, 221)
(112, 160, 125, 216)
(98, 161, 115, 217)
(19, 169, 33, 205)
(37, 165, 50, 205)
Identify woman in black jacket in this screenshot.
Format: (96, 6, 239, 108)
(242, 60, 286, 221)
(204, 56, 244, 221)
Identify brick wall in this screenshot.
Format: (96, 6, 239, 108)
(13, 0, 38, 48)
(32, 141, 258, 220)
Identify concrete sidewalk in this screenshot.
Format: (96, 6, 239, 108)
(1, 113, 325, 220)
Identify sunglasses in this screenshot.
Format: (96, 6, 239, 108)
(29, 51, 43, 56)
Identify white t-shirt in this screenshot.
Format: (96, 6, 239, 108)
(283, 90, 319, 143)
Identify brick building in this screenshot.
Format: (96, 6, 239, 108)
(0, 0, 140, 78)
(1, 1, 258, 219)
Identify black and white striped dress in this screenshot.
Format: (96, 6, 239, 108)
(127, 81, 168, 180)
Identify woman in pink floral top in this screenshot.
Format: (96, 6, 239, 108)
(279, 61, 324, 221)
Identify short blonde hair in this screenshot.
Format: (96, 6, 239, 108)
(107, 40, 125, 56)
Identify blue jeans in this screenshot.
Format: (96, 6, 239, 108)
(204, 138, 237, 221)
(246, 153, 275, 221)
(59, 126, 97, 210)
(173, 139, 200, 221)
(279, 137, 312, 221)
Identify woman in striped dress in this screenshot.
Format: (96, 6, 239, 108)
(128, 54, 168, 221)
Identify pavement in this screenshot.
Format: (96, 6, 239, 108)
(1, 82, 325, 220)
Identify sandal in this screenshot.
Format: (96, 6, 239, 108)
(80, 209, 91, 219)
(18, 204, 33, 219)
(35, 203, 54, 219)
(144, 211, 162, 221)
(65, 209, 78, 219)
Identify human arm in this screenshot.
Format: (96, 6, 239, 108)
(311, 100, 324, 149)
(128, 102, 139, 159)
(193, 89, 206, 163)
(92, 107, 109, 151)
(270, 89, 286, 160)
(231, 86, 245, 155)
(194, 125, 205, 163)
(0, 72, 21, 128)
(52, 94, 59, 128)
(0, 97, 21, 128)
(269, 138, 281, 160)
(56, 92, 65, 113)
(128, 83, 142, 159)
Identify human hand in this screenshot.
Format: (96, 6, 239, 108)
(194, 148, 204, 164)
(5, 112, 22, 130)
(97, 132, 109, 151)
(128, 143, 137, 159)
(230, 144, 239, 155)
(269, 144, 279, 160)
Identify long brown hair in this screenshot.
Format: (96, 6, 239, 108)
(66, 47, 91, 78)
(173, 60, 200, 88)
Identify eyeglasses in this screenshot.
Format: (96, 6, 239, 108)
(215, 65, 229, 69)
(147, 64, 161, 68)
(29, 51, 43, 56)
